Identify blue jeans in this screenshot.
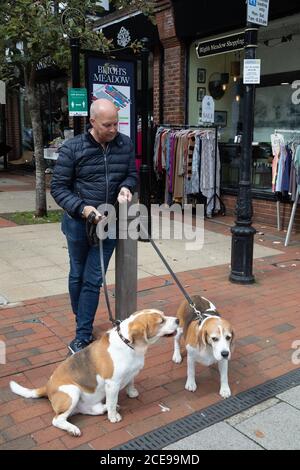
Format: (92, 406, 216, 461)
(62, 212, 116, 341)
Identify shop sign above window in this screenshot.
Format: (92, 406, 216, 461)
(196, 32, 244, 59)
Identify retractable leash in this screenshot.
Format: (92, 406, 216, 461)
(86, 209, 213, 327)
(86, 211, 116, 325)
(86, 210, 134, 349)
(138, 222, 209, 322)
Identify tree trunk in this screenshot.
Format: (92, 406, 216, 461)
(25, 67, 47, 217)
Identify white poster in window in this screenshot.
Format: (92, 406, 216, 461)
(202, 96, 215, 123)
(243, 59, 261, 84)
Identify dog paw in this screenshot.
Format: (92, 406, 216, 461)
(172, 352, 182, 364)
(68, 424, 81, 437)
(108, 412, 122, 423)
(127, 387, 139, 398)
(219, 386, 231, 399)
(185, 380, 197, 392)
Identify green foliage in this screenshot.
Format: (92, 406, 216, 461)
(1, 210, 63, 225)
(0, 0, 153, 81)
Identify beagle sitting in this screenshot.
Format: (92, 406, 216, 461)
(172, 295, 234, 398)
(10, 309, 178, 436)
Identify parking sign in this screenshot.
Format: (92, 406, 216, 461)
(247, 0, 269, 26)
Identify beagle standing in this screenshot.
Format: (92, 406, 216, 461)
(172, 295, 234, 398)
(10, 309, 179, 436)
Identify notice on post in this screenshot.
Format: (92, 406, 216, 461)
(243, 59, 261, 84)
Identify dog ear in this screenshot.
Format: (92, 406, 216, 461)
(230, 329, 236, 352)
(201, 326, 208, 346)
(128, 322, 149, 344)
(128, 324, 142, 344)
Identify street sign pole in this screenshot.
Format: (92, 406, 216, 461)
(71, 38, 81, 136)
(229, 22, 258, 284)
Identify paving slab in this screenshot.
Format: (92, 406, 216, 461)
(234, 402, 300, 450)
(0, 191, 59, 213)
(164, 421, 263, 450)
(226, 398, 280, 426)
(277, 385, 300, 410)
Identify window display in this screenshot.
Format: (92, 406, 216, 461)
(189, 14, 300, 195)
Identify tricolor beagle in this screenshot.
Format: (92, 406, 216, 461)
(10, 309, 178, 436)
(172, 295, 235, 398)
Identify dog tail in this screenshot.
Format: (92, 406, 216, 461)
(10, 380, 47, 399)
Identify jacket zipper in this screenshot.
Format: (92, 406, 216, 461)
(103, 143, 110, 210)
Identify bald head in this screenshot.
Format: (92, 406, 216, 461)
(90, 99, 118, 119)
(90, 99, 119, 144)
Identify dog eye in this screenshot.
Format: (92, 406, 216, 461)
(226, 336, 232, 341)
(160, 318, 166, 324)
(211, 337, 219, 342)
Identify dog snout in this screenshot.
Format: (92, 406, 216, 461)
(221, 350, 229, 359)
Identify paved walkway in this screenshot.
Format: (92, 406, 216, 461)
(0, 172, 300, 450)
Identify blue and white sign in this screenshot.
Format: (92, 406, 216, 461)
(247, 0, 269, 26)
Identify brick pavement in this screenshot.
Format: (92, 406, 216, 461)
(0, 219, 300, 450)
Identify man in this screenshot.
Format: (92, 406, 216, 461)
(51, 99, 137, 354)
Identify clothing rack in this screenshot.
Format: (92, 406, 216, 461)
(157, 124, 225, 216)
(273, 129, 300, 244)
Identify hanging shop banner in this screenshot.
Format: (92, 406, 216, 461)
(86, 55, 136, 141)
(202, 96, 215, 123)
(247, 0, 270, 27)
(196, 32, 245, 59)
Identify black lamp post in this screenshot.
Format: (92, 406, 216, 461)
(70, 37, 81, 136)
(139, 37, 151, 240)
(61, 8, 85, 137)
(229, 23, 258, 284)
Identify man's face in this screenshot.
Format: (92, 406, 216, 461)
(90, 112, 118, 144)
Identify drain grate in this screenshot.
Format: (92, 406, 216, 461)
(115, 368, 300, 450)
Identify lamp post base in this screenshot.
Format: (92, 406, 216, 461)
(229, 224, 256, 284)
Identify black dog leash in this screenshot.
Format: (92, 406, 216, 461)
(86, 210, 135, 349)
(139, 221, 204, 320)
(86, 210, 205, 326)
(86, 211, 115, 325)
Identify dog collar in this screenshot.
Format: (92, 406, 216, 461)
(115, 323, 135, 350)
(196, 310, 220, 325)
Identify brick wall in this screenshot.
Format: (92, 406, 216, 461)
(153, 45, 161, 125)
(222, 194, 300, 231)
(153, 0, 186, 126)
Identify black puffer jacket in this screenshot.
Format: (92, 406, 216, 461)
(51, 131, 137, 218)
